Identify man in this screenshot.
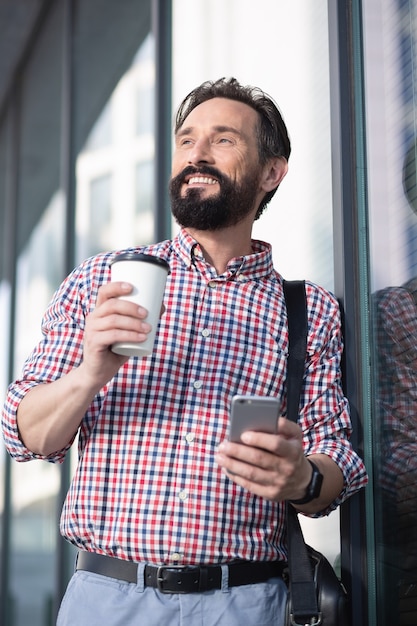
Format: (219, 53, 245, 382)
(2, 77, 367, 625)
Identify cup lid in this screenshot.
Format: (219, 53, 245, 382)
(110, 252, 170, 272)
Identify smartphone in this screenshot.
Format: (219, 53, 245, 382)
(229, 395, 280, 443)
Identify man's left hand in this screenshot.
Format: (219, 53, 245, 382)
(215, 416, 344, 512)
(215, 417, 311, 502)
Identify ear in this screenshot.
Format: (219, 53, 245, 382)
(260, 157, 288, 192)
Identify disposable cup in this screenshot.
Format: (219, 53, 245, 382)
(110, 252, 170, 357)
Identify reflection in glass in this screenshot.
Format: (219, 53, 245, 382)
(8, 0, 65, 621)
(364, 2, 417, 623)
(135, 160, 154, 244)
(11, 194, 65, 625)
(0, 121, 8, 609)
(373, 139, 417, 624)
(75, 34, 155, 265)
(14, 193, 65, 372)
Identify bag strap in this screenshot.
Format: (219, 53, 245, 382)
(283, 280, 320, 625)
(284, 279, 308, 423)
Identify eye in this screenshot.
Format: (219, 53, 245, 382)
(179, 138, 193, 146)
(217, 136, 234, 144)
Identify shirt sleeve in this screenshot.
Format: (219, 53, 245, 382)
(298, 282, 368, 516)
(1, 253, 111, 463)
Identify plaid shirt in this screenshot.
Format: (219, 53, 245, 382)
(2, 229, 367, 565)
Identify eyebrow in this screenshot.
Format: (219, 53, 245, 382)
(176, 124, 242, 137)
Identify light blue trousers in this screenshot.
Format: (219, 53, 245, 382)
(56, 563, 288, 626)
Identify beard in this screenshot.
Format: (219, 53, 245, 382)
(169, 165, 262, 231)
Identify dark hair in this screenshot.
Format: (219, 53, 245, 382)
(174, 77, 291, 218)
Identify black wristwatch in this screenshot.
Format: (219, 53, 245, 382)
(289, 459, 323, 505)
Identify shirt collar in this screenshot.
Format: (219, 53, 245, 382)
(172, 228, 275, 281)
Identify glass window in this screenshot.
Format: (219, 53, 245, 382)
(0, 118, 8, 403)
(74, 3, 153, 264)
(173, 0, 339, 566)
(77, 173, 113, 260)
(135, 160, 154, 244)
(10, 2, 65, 623)
(135, 36, 155, 137)
(14, 194, 66, 370)
(363, 1, 417, 624)
(84, 100, 112, 151)
(0, 106, 8, 611)
(74, 36, 155, 262)
(1, 0, 154, 622)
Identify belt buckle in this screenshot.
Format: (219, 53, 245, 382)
(156, 565, 192, 594)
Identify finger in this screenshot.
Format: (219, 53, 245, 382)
(96, 281, 134, 307)
(216, 452, 285, 500)
(240, 420, 303, 455)
(240, 431, 299, 459)
(93, 301, 150, 326)
(276, 416, 301, 437)
(87, 309, 152, 346)
(217, 453, 274, 482)
(92, 293, 150, 325)
(217, 440, 277, 472)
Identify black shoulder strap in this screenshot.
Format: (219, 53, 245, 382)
(283, 279, 320, 624)
(283, 280, 307, 424)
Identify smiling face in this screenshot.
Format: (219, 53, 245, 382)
(169, 97, 267, 231)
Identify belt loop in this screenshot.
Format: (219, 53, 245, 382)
(220, 564, 230, 594)
(136, 562, 146, 593)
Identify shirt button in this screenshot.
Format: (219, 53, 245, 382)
(185, 433, 195, 444)
(208, 281, 217, 288)
(193, 380, 203, 389)
(179, 490, 188, 501)
(171, 552, 182, 562)
(237, 274, 245, 282)
(201, 328, 210, 338)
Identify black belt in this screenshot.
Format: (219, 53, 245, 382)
(76, 551, 287, 594)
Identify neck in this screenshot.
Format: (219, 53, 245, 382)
(185, 223, 253, 274)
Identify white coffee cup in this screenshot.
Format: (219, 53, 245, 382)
(110, 252, 170, 357)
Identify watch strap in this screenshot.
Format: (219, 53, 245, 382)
(289, 459, 323, 505)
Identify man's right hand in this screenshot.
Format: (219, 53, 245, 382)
(82, 281, 152, 388)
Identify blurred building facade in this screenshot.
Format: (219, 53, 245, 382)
(0, 0, 414, 624)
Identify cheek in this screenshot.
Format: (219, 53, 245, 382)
(171, 151, 187, 176)
(170, 163, 181, 179)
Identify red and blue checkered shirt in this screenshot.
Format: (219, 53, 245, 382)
(2, 229, 367, 565)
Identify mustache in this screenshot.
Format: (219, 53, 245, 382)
(170, 165, 226, 187)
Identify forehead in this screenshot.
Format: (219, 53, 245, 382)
(178, 97, 259, 135)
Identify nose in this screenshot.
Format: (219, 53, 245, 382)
(188, 138, 214, 165)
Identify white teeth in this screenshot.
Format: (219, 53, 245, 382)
(188, 176, 217, 185)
